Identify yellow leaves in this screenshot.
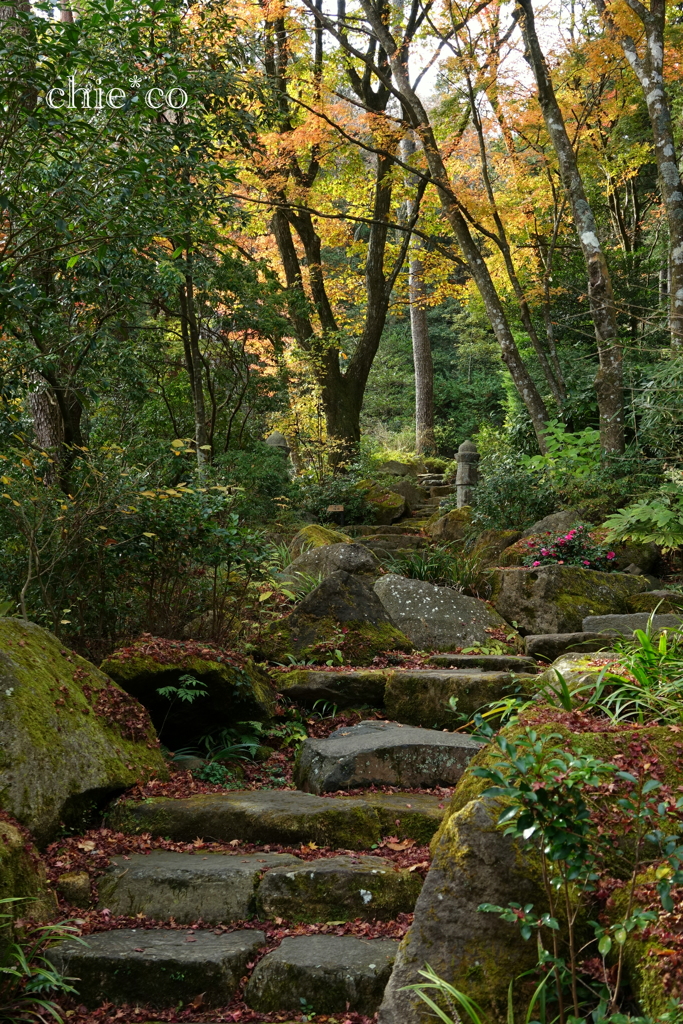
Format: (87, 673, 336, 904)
(142, 532, 156, 538)
(0, 476, 9, 485)
(259, 591, 274, 603)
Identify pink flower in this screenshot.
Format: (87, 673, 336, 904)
(540, 548, 549, 556)
(558, 559, 564, 564)
(606, 551, 616, 560)
(557, 538, 566, 545)
(582, 560, 590, 565)
(532, 560, 541, 567)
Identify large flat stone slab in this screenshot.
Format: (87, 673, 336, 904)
(277, 669, 387, 708)
(97, 852, 301, 924)
(374, 574, 513, 650)
(429, 654, 538, 672)
(524, 632, 614, 661)
(107, 790, 383, 849)
(49, 928, 265, 1008)
(295, 720, 482, 793)
(384, 669, 531, 729)
(582, 613, 683, 635)
(245, 934, 398, 1013)
(258, 854, 422, 922)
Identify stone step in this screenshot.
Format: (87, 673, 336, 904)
(349, 524, 426, 536)
(257, 854, 422, 923)
(97, 851, 301, 924)
(277, 668, 387, 708)
(362, 535, 431, 551)
(417, 475, 446, 485)
(295, 719, 482, 794)
(429, 653, 539, 673)
(430, 485, 454, 497)
(48, 928, 265, 1008)
(583, 612, 683, 634)
(245, 934, 398, 1014)
(108, 788, 445, 847)
(97, 848, 423, 925)
(384, 668, 536, 729)
(524, 632, 613, 661)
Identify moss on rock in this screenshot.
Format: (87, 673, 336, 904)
(0, 618, 167, 846)
(289, 524, 352, 558)
(470, 529, 522, 565)
(489, 565, 648, 635)
(258, 614, 411, 666)
(0, 818, 56, 921)
(426, 507, 472, 544)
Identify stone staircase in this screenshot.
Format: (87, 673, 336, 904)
(48, 735, 455, 1016)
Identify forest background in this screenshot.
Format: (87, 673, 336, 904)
(1, 0, 683, 654)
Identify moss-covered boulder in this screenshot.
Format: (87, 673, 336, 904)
(626, 590, 683, 614)
(378, 797, 549, 1024)
(255, 571, 412, 666)
(379, 719, 683, 1024)
(101, 641, 275, 749)
(0, 817, 56, 921)
(0, 619, 166, 845)
(489, 565, 648, 634)
(470, 529, 522, 565)
(368, 490, 407, 525)
(384, 668, 537, 729)
(427, 507, 472, 544)
(289, 524, 352, 558)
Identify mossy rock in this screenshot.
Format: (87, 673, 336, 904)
(101, 647, 275, 749)
(489, 565, 648, 635)
(470, 529, 522, 565)
(289, 524, 352, 558)
(536, 651, 614, 690)
(0, 818, 56, 923)
(435, 719, 683, 851)
(368, 490, 407, 525)
(427, 507, 472, 544)
(609, 872, 679, 1016)
(0, 619, 167, 846)
(258, 614, 411, 667)
(627, 591, 683, 614)
(255, 571, 412, 666)
(379, 796, 571, 1024)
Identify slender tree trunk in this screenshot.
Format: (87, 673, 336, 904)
(401, 134, 435, 455)
(409, 253, 435, 454)
(354, 1, 550, 452)
(596, 0, 683, 347)
(518, 0, 624, 453)
(178, 275, 210, 474)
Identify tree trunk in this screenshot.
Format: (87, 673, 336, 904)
(401, 134, 435, 455)
(178, 272, 210, 474)
(518, 0, 624, 453)
(596, 0, 683, 347)
(354, 0, 550, 452)
(409, 254, 435, 454)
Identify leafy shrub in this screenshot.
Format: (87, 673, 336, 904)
(469, 457, 556, 530)
(0, 898, 82, 1023)
(522, 523, 617, 571)
(603, 471, 683, 553)
(0, 442, 271, 647)
(291, 475, 375, 525)
(521, 419, 602, 484)
(424, 457, 448, 473)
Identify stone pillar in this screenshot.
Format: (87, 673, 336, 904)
(455, 439, 479, 508)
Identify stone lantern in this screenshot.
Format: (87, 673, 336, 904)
(455, 439, 479, 507)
